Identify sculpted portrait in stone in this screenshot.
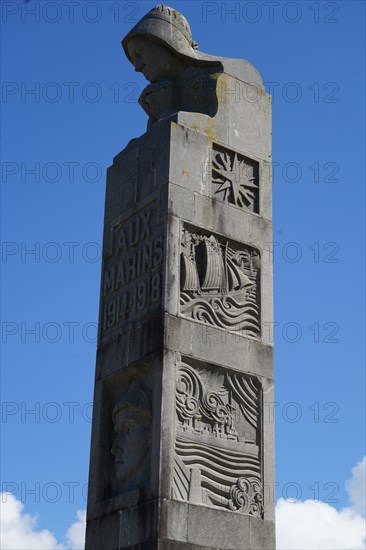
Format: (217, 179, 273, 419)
(122, 4, 223, 127)
(111, 380, 152, 486)
(86, 4, 273, 548)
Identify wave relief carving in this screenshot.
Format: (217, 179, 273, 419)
(173, 359, 263, 518)
(229, 477, 263, 516)
(180, 227, 261, 338)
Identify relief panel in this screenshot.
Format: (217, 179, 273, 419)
(89, 365, 156, 506)
(180, 224, 261, 339)
(173, 356, 263, 518)
(212, 144, 260, 213)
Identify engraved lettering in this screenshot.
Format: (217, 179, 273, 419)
(103, 268, 115, 297)
(151, 273, 161, 303)
(128, 218, 139, 248)
(137, 281, 147, 310)
(115, 208, 153, 257)
(140, 210, 151, 240)
(141, 242, 152, 272)
(126, 255, 136, 283)
(102, 274, 162, 330)
(118, 293, 127, 321)
(115, 263, 126, 290)
(136, 246, 143, 278)
(153, 236, 164, 266)
(101, 204, 164, 336)
(116, 228, 128, 255)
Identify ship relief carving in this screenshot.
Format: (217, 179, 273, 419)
(173, 358, 263, 518)
(180, 226, 261, 338)
(212, 144, 259, 213)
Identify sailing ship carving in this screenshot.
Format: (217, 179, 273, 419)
(180, 228, 261, 337)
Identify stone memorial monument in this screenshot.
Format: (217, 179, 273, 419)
(86, 5, 274, 549)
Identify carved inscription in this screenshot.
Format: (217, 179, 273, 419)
(180, 224, 261, 338)
(102, 204, 163, 335)
(212, 144, 259, 213)
(173, 357, 263, 517)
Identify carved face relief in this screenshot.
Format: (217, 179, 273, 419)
(127, 37, 185, 83)
(111, 384, 151, 483)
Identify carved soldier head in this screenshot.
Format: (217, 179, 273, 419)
(111, 380, 152, 483)
(121, 5, 223, 125)
(122, 5, 200, 75)
(122, 5, 221, 79)
(125, 36, 187, 83)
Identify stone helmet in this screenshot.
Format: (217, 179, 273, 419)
(122, 4, 217, 66)
(112, 379, 152, 422)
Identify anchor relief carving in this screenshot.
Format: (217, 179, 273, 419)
(173, 357, 264, 518)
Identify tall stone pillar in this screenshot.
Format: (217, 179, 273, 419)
(86, 5, 274, 549)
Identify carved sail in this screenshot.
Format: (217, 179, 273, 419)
(226, 259, 253, 291)
(182, 234, 255, 297)
(199, 237, 226, 292)
(181, 254, 200, 291)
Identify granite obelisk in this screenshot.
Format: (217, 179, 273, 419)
(86, 5, 274, 549)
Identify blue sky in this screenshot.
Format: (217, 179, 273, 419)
(1, 0, 365, 547)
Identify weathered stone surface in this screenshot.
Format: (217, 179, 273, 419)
(86, 4, 274, 549)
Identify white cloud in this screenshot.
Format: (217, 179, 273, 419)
(346, 455, 366, 515)
(0, 493, 65, 550)
(276, 498, 366, 550)
(276, 455, 366, 550)
(65, 509, 86, 550)
(0, 493, 85, 550)
(1, 458, 365, 550)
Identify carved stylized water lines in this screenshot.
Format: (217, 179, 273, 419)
(228, 477, 263, 516)
(174, 436, 263, 518)
(180, 228, 261, 338)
